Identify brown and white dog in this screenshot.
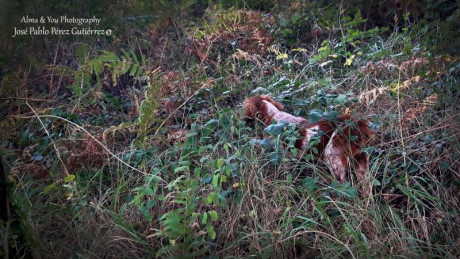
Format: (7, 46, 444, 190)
(244, 95, 375, 184)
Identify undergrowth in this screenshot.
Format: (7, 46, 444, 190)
(1, 0, 459, 258)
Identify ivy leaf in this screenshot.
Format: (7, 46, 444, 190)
(144, 200, 156, 210)
(324, 111, 340, 121)
(144, 187, 154, 196)
(361, 146, 374, 155)
(264, 122, 289, 135)
(440, 161, 450, 170)
(337, 94, 347, 104)
(337, 182, 357, 199)
(269, 153, 281, 165)
(302, 177, 319, 192)
(201, 174, 213, 184)
(308, 109, 324, 124)
(249, 139, 274, 148)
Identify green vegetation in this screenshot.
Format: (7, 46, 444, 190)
(1, 0, 459, 258)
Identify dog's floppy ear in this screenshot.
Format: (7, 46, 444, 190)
(243, 97, 258, 121)
(261, 95, 284, 110)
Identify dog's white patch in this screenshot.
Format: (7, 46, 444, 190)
(299, 125, 319, 149)
(263, 101, 308, 125)
(263, 100, 281, 116)
(323, 130, 347, 182)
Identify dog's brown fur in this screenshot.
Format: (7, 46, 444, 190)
(244, 95, 307, 125)
(243, 95, 375, 188)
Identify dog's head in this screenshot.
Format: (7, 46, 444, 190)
(331, 118, 375, 156)
(243, 95, 284, 122)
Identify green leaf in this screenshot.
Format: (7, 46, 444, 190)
(337, 182, 357, 199)
(361, 147, 374, 155)
(291, 14, 300, 23)
(121, 49, 130, 60)
(324, 111, 340, 121)
(204, 118, 219, 129)
(281, 28, 293, 37)
(276, 53, 288, 60)
(218, 108, 233, 130)
(64, 174, 76, 183)
(440, 161, 450, 170)
(217, 158, 224, 168)
(194, 168, 201, 178)
(269, 153, 281, 165)
(205, 192, 216, 206)
(212, 174, 219, 187)
(207, 224, 216, 239)
(174, 166, 189, 173)
(75, 44, 89, 63)
(202, 212, 208, 224)
(162, 212, 183, 237)
(141, 53, 146, 67)
(209, 210, 218, 221)
(286, 174, 293, 184)
(129, 65, 138, 76)
(312, 147, 319, 155)
(225, 165, 231, 176)
(337, 94, 347, 104)
(44, 183, 56, 194)
(302, 177, 319, 192)
(308, 109, 324, 124)
(145, 199, 156, 210)
(264, 122, 289, 135)
(308, 57, 317, 64)
(131, 49, 139, 65)
(144, 187, 154, 196)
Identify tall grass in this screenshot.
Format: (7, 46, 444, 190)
(1, 2, 459, 258)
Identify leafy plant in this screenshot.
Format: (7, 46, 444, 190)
(70, 47, 147, 103)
